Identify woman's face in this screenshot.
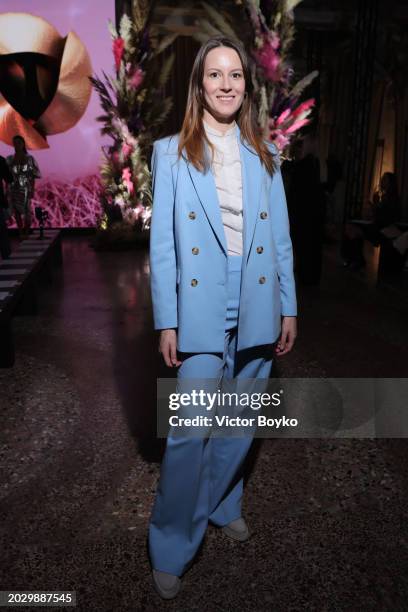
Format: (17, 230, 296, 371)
(202, 46, 245, 122)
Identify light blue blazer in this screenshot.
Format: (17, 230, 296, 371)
(149, 124, 297, 353)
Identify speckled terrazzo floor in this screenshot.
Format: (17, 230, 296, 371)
(1, 235, 408, 611)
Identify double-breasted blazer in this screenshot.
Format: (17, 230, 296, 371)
(149, 123, 297, 353)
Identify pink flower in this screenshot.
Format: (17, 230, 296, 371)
(121, 142, 133, 158)
(275, 108, 291, 127)
(291, 99, 315, 119)
(269, 131, 290, 151)
(254, 34, 282, 82)
(113, 37, 125, 71)
(133, 204, 144, 219)
(122, 167, 134, 194)
(129, 67, 144, 90)
(285, 118, 311, 134)
(270, 32, 280, 50)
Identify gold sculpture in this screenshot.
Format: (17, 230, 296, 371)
(0, 12, 92, 149)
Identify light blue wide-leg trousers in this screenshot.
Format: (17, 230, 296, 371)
(149, 255, 274, 576)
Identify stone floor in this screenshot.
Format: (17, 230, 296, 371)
(1, 235, 408, 611)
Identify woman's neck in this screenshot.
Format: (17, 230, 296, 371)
(202, 112, 236, 136)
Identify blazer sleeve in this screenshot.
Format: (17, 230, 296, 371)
(268, 143, 297, 317)
(149, 139, 178, 330)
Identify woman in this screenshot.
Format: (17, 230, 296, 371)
(6, 135, 41, 240)
(149, 35, 297, 599)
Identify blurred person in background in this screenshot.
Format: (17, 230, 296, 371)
(6, 135, 41, 240)
(342, 172, 400, 269)
(284, 133, 326, 285)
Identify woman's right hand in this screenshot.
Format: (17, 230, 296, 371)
(159, 329, 182, 368)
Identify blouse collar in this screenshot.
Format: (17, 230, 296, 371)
(203, 118, 237, 138)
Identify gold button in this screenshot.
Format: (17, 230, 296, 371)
(192, 247, 199, 255)
(260, 211, 268, 219)
(191, 278, 198, 286)
(259, 276, 266, 284)
(256, 246, 264, 254)
(189, 212, 196, 220)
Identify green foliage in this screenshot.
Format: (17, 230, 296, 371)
(155, 32, 179, 55)
(158, 54, 175, 89)
(200, 2, 238, 40)
(289, 70, 319, 98)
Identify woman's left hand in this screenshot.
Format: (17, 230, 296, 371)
(275, 316, 297, 356)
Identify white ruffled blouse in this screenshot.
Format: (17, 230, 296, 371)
(203, 118, 243, 256)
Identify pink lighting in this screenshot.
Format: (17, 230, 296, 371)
(0, 0, 113, 228)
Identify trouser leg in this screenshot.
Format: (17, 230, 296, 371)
(148, 255, 273, 574)
(208, 332, 274, 526)
(149, 352, 224, 576)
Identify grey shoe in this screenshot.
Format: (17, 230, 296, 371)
(222, 517, 250, 541)
(152, 569, 181, 599)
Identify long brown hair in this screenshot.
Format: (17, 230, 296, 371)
(177, 35, 277, 177)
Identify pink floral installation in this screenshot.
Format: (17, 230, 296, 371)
(90, 10, 177, 246)
(195, 0, 319, 158)
(92, 1, 317, 246)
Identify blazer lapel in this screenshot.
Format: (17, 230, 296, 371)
(185, 123, 263, 260)
(186, 147, 228, 254)
(237, 124, 263, 262)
